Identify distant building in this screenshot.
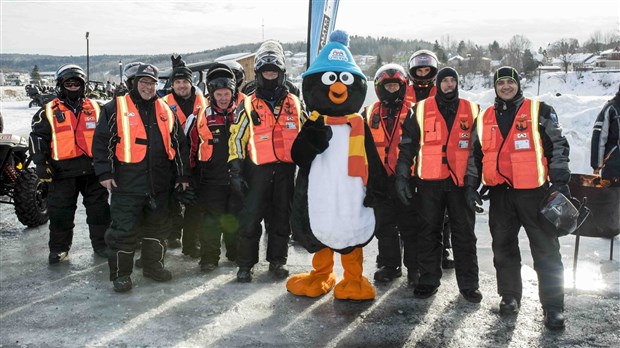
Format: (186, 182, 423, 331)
(596, 47, 620, 69)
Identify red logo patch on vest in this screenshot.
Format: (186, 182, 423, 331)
(516, 119, 528, 131)
(459, 119, 470, 130)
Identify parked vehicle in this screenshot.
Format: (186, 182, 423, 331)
(0, 114, 49, 227)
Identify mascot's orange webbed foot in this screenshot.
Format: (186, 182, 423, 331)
(286, 248, 336, 298)
(333, 247, 376, 301)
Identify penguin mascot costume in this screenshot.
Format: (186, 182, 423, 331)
(286, 30, 386, 301)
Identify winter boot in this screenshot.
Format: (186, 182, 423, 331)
(48, 251, 69, 264)
(269, 263, 290, 279)
(109, 250, 135, 292)
(334, 248, 376, 301)
(287, 248, 336, 297)
(113, 276, 132, 293)
(141, 238, 172, 282)
(374, 266, 402, 282)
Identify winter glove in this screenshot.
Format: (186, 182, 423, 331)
(465, 186, 484, 213)
(303, 119, 332, 154)
(549, 183, 571, 199)
(36, 163, 54, 183)
(229, 159, 248, 198)
(173, 185, 196, 206)
(394, 175, 413, 206)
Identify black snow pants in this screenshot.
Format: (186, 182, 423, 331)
(414, 178, 479, 290)
(47, 174, 110, 253)
(488, 184, 564, 310)
(185, 183, 241, 265)
(374, 175, 418, 272)
(236, 162, 295, 268)
(105, 190, 170, 281)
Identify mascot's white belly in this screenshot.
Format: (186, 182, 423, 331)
(308, 124, 375, 250)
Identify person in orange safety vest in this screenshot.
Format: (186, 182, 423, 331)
(161, 56, 207, 256)
(92, 63, 190, 293)
(396, 67, 481, 303)
(464, 66, 570, 330)
(29, 64, 111, 265)
(228, 40, 306, 283)
(186, 63, 241, 272)
(362, 63, 420, 287)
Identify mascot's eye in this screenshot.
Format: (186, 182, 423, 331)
(339, 72, 354, 85)
(321, 72, 338, 85)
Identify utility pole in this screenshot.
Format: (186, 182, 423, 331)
(85, 32, 90, 82)
(119, 60, 123, 84)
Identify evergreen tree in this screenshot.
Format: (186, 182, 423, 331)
(433, 40, 448, 63)
(522, 49, 538, 76)
(30, 65, 42, 84)
(457, 40, 467, 56)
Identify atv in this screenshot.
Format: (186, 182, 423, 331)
(0, 120, 49, 227)
(25, 84, 55, 109)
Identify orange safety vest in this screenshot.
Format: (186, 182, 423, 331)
(235, 91, 247, 106)
(365, 101, 414, 175)
(405, 84, 436, 104)
(161, 93, 207, 129)
(195, 106, 231, 162)
(477, 98, 548, 189)
(115, 95, 176, 163)
(415, 97, 478, 186)
(245, 93, 302, 165)
(44, 98, 101, 160)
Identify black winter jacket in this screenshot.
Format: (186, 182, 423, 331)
(92, 90, 189, 195)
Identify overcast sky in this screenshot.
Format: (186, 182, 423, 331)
(1, 0, 618, 56)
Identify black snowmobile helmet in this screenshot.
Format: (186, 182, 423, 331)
(123, 61, 144, 90)
(55, 64, 86, 87)
(374, 63, 408, 104)
(254, 39, 286, 90)
(206, 63, 236, 99)
(540, 191, 591, 237)
(408, 50, 438, 87)
(222, 60, 245, 90)
(55, 64, 86, 98)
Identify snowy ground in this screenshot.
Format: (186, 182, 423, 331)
(1, 71, 619, 347)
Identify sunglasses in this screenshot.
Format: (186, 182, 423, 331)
(63, 81, 82, 88)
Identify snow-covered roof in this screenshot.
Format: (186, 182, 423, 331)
(214, 52, 253, 62)
(448, 55, 464, 62)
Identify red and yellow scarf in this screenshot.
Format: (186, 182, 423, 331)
(309, 111, 368, 185)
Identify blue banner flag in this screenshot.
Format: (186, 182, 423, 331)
(307, 0, 340, 69)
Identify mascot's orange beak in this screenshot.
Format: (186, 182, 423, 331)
(328, 82, 348, 104)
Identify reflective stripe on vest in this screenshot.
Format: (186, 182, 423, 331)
(415, 98, 477, 186)
(44, 98, 100, 160)
(244, 94, 302, 165)
(366, 101, 413, 175)
(115, 95, 176, 163)
(162, 93, 207, 129)
(478, 99, 547, 188)
(196, 107, 215, 162)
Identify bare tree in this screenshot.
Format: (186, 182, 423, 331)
(547, 38, 579, 74)
(503, 35, 531, 71)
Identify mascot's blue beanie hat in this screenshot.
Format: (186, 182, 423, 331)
(302, 30, 366, 80)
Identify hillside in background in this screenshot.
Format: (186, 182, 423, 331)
(0, 36, 432, 79)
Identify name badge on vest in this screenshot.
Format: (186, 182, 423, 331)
(458, 140, 469, 149)
(286, 122, 296, 129)
(514, 140, 530, 149)
(85, 122, 97, 129)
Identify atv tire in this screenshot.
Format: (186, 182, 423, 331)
(14, 168, 49, 227)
